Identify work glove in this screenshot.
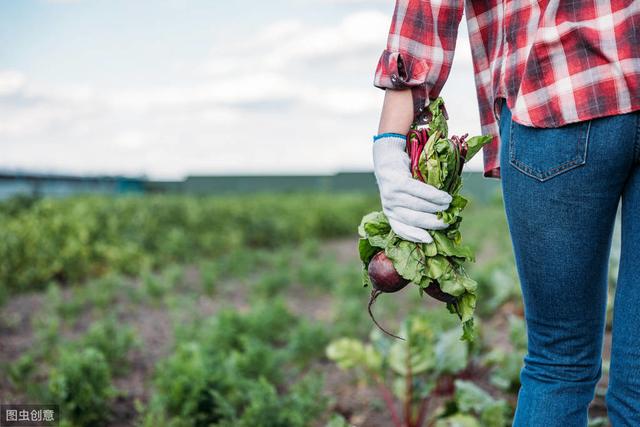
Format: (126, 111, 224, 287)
(372, 133, 451, 244)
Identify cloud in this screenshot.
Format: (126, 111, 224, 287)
(0, 71, 26, 96)
(1, 7, 483, 178)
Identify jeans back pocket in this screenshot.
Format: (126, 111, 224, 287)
(508, 118, 591, 182)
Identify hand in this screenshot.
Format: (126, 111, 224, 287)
(373, 134, 451, 243)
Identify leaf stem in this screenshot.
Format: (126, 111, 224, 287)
(405, 344, 414, 427)
(372, 373, 403, 427)
(416, 395, 432, 427)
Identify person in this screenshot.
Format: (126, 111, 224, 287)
(371, 1, 640, 425)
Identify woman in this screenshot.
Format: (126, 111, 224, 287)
(371, 1, 640, 425)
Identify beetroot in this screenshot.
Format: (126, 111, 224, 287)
(367, 251, 457, 340)
(367, 251, 410, 340)
(424, 281, 457, 304)
(368, 251, 409, 293)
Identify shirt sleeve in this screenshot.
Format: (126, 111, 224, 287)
(374, 0, 464, 121)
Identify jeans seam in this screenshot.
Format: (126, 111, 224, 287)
(635, 112, 640, 164)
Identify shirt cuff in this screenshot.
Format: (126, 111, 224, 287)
(373, 49, 428, 90)
(373, 49, 430, 123)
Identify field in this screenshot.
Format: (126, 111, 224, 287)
(0, 190, 617, 427)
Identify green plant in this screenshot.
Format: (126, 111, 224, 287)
(48, 347, 115, 427)
(483, 315, 527, 392)
(77, 315, 138, 375)
(252, 269, 292, 299)
(297, 256, 339, 289)
(327, 310, 472, 427)
(7, 353, 37, 388)
(325, 415, 353, 427)
(144, 302, 328, 427)
(286, 320, 330, 366)
(142, 270, 171, 301)
(84, 274, 122, 312)
(471, 260, 521, 317)
(0, 193, 378, 293)
(434, 380, 510, 427)
(199, 260, 220, 295)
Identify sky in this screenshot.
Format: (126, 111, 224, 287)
(1, 0, 483, 179)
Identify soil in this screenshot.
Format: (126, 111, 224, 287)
(0, 238, 612, 426)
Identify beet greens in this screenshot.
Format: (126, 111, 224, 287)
(359, 97, 492, 342)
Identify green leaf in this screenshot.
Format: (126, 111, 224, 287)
(435, 329, 469, 374)
(385, 240, 424, 283)
(454, 380, 494, 413)
(368, 230, 393, 250)
(459, 274, 478, 293)
(432, 231, 473, 260)
(358, 238, 377, 264)
(361, 265, 372, 288)
(458, 292, 477, 323)
(508, 315, 527, 350)
(450, 194, 468, 209)
(464, 135, 492, 162)
(358, 211, 390, 238)
(427, 97, 449, 138)
(325, 415, 352, 427)
(434, 414, 482, 427)
(438, 274, 466, 297)
(480, 401, 509, 427)
(461, 320, 476, 342)
(326, 338, 382, 372)
(425, 255, 450, 280)
(388, 337, 434, 376)
(424, 241, 438, 257)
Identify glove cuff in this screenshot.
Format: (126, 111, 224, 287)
(373, 132, 406, 142)
(372, 133, 407, 152)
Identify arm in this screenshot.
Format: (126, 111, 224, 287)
(372, 0, 464, 243)
(374, 0, 464, 122)
(377, 88, 414, 135)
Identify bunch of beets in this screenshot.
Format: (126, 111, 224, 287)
(359, 97, 492, 341)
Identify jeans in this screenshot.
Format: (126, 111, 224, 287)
(498, 103, 640, 426)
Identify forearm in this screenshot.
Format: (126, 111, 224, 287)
(377, 89, 414, 135)
(374, 0, 464, 133)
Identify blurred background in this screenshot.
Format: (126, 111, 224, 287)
(0, 1, 617, 426)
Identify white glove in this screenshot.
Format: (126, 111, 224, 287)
(373, 133, 451, 244)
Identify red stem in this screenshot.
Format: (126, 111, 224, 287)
(373, 374, 403, 427)
(416, 395, 432, 427)
(405, 337, 415, 427)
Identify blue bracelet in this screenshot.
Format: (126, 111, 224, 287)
(372, 132, 407, 142)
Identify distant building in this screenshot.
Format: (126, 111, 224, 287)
(0, 172, 145, 200)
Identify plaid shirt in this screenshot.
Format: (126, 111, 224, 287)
(374, 0, 640, 178)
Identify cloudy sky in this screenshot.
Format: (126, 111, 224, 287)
(1, 0, 482, 179)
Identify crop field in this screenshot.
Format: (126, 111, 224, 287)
(0, 191, 618, 427)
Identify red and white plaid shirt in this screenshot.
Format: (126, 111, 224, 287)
(374, 0, 640, 178)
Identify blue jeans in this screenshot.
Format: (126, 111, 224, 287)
(498, 103, 640, 426)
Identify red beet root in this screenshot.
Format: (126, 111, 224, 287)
(368, 251, 409, 293)
(367, 251, 409, 340)
(424, 281, 457, 304)
(366, 251, 457, 340)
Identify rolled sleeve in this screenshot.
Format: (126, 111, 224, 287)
(373, 0, 464, 121)
(373, 49, 429, 90)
